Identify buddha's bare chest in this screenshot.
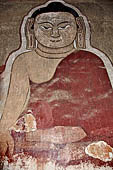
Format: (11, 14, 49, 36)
(27, 58, 61, 84)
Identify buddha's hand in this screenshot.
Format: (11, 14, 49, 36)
(0, 130, 14, 160)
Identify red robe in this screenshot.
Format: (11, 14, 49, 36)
(23, 50, 113, 136)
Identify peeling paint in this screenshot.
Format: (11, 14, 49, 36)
(62, 77, 71, 83)
(47, 90, 73, 103)
(47, 78, 60, 86)
(10, 113, 37, 133)
(35, 87, 46, 94)
(72, 58, 80, 64)
(79, 109, 97, 120)
(98, 66, 106, 69)
(66, 163, 113, 170)
(26, 126, 87, 144)
(3, 154, 113, 170)
(93, 89, 113, 101)
(24, 114, 37, 132)
(3, 154, 37, 170)
(84, 88, 92, 92)
(85, 141, 113, 162)
(58, 143, 85, 164)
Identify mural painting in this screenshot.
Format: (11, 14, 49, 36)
(0, 0, 113, 169)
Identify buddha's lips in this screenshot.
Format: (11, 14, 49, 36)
(50, 39, 61, 42)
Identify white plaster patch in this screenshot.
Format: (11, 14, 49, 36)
(10, 113, 37, 133)
(26, 126, 86, 144)
(47, 90, 73, 102)
(44, 161, 56, 170)
(97, 90, 113, 100)
(85, 141, 113, 162)
(3, 153, 37, 170)
(66, 163, 113, 170)
(3, 157, 113, 170)
(30, 96, 40, 103)
(24, 114, 37, 132)
(47, 78, 60, 86)
(62, 114, 74, 119)
(72, 58, 80, 64)
(84, 88, 92, 92)
(58, 143, 85, 164)
(98, 66, 106, 69)
(62, 77, 71, 83)
(35, 87, 46, 94)
(79, 109, 97, 120)
(53, 103, 60, 107)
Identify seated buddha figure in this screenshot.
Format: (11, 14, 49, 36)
(0, 0, 113, 167)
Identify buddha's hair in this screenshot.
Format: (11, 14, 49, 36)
(31, 2, 79, 19)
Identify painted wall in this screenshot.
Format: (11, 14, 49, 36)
(0, 1, 113, 170)
(0, 0, 113, 65)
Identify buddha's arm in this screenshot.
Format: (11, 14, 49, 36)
(0, 55, 30, 131)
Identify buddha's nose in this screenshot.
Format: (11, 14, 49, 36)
(51, 28, 60, 38)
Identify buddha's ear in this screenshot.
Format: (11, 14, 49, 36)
(76, 16, 86, 49)
(25, 17, 36, 50)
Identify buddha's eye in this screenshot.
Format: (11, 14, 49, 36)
(58, 24, 70, 30)
(40, 25, 52, 30)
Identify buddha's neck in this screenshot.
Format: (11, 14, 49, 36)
(35, 43, 75, 59)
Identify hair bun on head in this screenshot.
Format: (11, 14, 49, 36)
(31, 1, 79, 19)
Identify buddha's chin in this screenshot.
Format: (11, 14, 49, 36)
(37, 42, 74, 54)
(38, 41, 67, 49)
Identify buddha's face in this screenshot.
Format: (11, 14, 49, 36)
(34, 12, 77, 48)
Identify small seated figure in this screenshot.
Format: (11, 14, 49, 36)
(0, 0, 113, 167)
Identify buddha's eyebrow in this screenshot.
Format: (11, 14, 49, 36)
(37, 22, 53, 26)
(57, 21, 71, 26)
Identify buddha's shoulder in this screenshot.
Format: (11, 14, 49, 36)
(23, 50, 36, 58)
(13, 51, 36, 64)
(18, 50, 36, 59)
